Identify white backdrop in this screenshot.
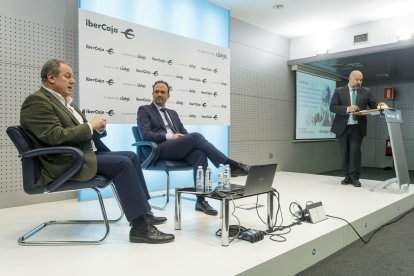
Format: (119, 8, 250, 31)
(79, 9, 230, 125)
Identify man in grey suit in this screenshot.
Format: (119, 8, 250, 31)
(137, 80, 248, 215)
(330, 70, 387, 187)
(20, 59, 174, 243)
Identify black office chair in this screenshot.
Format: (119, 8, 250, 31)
(131, 126, 193, 209)
(6, 126, 124, 245)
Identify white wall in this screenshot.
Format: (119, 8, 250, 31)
(0, 0, 79, 208)
(290, 12, 414, 172)
(290, 12, 414, 60)
(229, 18, 341, 173)
(1, 0, 78, 28)
(6, 0, 409, 208)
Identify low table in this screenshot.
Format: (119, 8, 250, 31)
(174, 187, 274, 246)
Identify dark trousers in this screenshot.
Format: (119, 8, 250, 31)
(158, 132, 228, 184)
(96, 151, 151, 222)
(338, 125, 363, 180)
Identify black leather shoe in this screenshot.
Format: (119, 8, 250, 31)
(231, 163, 249, 177)
(129, 225, 175, 244)
(195, 201, 218, 216)
(341, 177, 352, 185)
(351, 180, 362, 187)
(145, 212, 167, 225)
(129, 212, 167, 226)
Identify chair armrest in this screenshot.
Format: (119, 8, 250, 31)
(21, 147, 85, 193)
(132, 141, 160, 169)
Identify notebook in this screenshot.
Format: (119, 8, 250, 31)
(225, 163, 277, 196)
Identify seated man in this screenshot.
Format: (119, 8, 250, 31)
(20, 59, 174, 244)
(137, 80, 249, 216)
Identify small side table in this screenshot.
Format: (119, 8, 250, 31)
(174, 187, 274, 246)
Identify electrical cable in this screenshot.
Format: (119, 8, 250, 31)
(327, 206, 414, 244)
(228, 194, 242, 243)
(215, 193, 244, 243)
(256, 188, 283, 228)
(253, 188, 304, 242)
(215, 186, 414, 245)
(216, 188, 310, 243)
(289, 201, 306, 220)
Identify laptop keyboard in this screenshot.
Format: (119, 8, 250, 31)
(230, 184, 245, 194)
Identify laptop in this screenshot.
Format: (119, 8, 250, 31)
(224, 163, 277, 197)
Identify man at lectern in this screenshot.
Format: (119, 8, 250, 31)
(330, 70, 388, 187)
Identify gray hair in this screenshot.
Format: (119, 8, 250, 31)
(40, 59, 66, 82)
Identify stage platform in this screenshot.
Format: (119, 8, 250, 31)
(0, 172, 413, 276)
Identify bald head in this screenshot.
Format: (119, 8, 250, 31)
(349, 70, 363, 89)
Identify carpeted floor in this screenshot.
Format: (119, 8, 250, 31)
(297, 167, 414, 275)
(297, 208, 414, 276)
(319, 166, 414, 183)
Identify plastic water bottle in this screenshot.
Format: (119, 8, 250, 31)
(223, 164, 231, 191)
(205, 166, 213, 192)
(218, 164, 225, 177)
(196, 166, 204, 192)
(217, 173, 224, 191)
(222, 170, 229, 191)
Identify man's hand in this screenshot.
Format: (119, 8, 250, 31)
(349, 105, 359, 113)
(89, 117, 107, 132)
(377, 102, 389, 109)
(172, 133, 185, 139)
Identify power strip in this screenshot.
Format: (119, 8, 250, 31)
(239, 229, 264, 243)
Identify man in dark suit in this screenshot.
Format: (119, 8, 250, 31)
(330, 70, 387, 187)
(137, 80, 249, 215)
(20, 59, 174, 244)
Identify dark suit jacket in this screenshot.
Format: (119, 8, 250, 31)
(137, 102, 188, 143)
(20, 87, 107, 186)
(329, 85, 378, 137)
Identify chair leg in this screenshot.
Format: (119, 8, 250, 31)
(17, 185, 122, 246)
(150, 171, 171, 210)
(108, 184, 125, 223)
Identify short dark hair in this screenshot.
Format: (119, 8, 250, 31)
(41, 59, 65, 83)
(152, 80, 170, 93)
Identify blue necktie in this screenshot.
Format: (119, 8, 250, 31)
(160, 108, 178, 133)
(352, 89, 357, 120)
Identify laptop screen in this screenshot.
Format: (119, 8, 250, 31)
(242, 163, 277, 196)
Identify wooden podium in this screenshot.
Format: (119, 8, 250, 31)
(351, 108, 410, 192)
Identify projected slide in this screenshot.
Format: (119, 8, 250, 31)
(78, 9, 230, 125)
(296, 71, 336, 140)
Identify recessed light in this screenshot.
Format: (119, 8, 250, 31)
(347, 62, 365, 68)
(316, 48, 329, 55)
(376, 73, 390, 78)
(397, 33, 413, 41)
(273, 4, 284, 9)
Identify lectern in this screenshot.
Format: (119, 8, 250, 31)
(352, 108, 410, 192)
